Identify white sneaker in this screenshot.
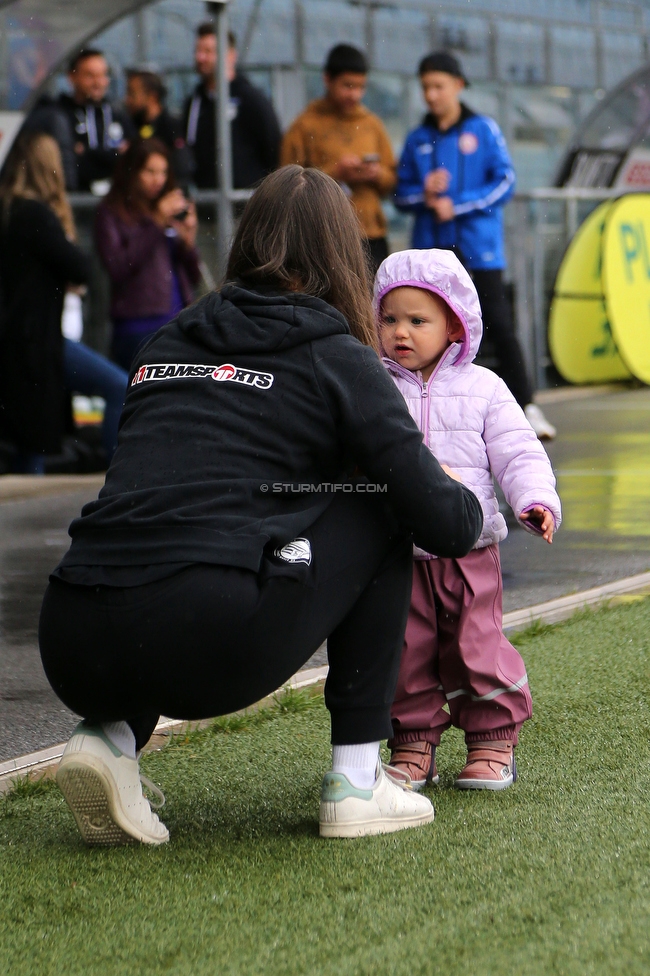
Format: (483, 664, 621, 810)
(56, 723, 169, 846)
(524, 403, 557, 441)
(319, 762, 434, 838)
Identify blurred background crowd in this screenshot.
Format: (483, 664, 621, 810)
(0, 17, 286, 475)
(2, 0, 650, 475)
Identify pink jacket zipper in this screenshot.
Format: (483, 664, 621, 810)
(383, 347, 456, 449)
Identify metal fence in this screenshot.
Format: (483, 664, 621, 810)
(507, 187, 629, 390)
(71, 185, 631, 390)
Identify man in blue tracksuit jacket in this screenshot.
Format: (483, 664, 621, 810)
(395, 52, 555, 438)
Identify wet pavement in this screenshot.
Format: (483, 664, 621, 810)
(500, 386, 650, 607)
(0, 486, 103, 762)
(1, 385, 650, 762)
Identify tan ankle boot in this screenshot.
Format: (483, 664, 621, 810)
(454, 740, 515, 791)
(389, 741, 438, 791)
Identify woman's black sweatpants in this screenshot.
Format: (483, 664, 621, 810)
(39, 494, 413, 751)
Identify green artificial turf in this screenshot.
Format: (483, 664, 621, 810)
(1, 599, 650, 976)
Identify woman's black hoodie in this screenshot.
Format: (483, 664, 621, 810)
(55, 285, 482, 579)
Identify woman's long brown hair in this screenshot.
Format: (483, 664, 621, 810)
(0, 131, 76, 239)
(226, 166, 377, 349)
(104, 138, 175, 222)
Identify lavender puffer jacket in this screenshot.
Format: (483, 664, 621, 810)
(374, 249, 562, 554)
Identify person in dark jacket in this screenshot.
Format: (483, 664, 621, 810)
(23, 96, 79, 191)
(39, 166, 483, 846)
(95, 138, 201, 370)
(0, 132, 128, 472)
(57, 49, 135, 192)
(124, 70, 193, 184)
(183, 22, 281, 188)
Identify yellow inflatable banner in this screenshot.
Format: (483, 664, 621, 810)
(602, 195, 650, 384)
(549, 201, 631, 384)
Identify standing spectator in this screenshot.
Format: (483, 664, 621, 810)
(183, 22, 281, 189)
(125, 70, 180, 148)
(281, 44, 396, 273)
(23, 95, 78, 190)
(396, 52, 555, 439)
(95, 138, 201, 370)
(0, 132, 127, 472)
(57, 49, 135, 192)
(124, 70, 192, 183)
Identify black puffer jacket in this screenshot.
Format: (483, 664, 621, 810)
(56, 285, 482, 576)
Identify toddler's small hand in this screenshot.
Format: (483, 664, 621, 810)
(441, 463, 463, 483)
(520, 505, 554, 543)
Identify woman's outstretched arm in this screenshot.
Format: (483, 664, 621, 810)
(313, 337, 483, 558)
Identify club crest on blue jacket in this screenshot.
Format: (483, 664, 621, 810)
(395, 105, 515, 270)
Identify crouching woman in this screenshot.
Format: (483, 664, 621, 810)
(39, 166, 482, 845)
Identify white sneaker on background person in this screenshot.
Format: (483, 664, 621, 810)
(524, 403, 557, 441)
(319, 761, 434, 838)
(56, 723, 169, 846)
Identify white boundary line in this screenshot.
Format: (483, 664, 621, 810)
(3, 572, 650, 792)
(501, 570, 650, 632)
(0, 667, 330, 792)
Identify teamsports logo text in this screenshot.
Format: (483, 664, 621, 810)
(131, 363, 274, 389)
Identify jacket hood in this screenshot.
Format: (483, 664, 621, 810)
(422, 102, 475, 131)
(307, 97, 370, 122)
(373, 248, 483, 368)
(176, 284, 350, 355)
(58, 92, 107, 110)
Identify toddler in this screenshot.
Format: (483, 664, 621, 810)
(375, 249, 561, 790)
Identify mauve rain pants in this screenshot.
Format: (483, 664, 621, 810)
(389, 544, 532, 747)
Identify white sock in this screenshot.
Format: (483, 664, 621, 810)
(101, 721, 137, 759)
(331, 742, 380, 790)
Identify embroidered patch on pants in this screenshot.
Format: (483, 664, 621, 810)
(273, 538, 312, 565)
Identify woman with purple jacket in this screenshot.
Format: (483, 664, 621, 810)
(95, 138, 201, 370)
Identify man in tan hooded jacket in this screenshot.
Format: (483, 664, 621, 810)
(281, 44, 396, 272)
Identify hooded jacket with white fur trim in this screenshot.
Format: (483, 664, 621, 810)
(374, 249, 561, 554)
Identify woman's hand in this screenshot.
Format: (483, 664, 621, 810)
(155, 189, 189, 226)
(441, 463, 463, 483)
(170, 200, 198, 249)
(520, 505, 554, 543)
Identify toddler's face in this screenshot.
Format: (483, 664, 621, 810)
(380, 287, 462, 382)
